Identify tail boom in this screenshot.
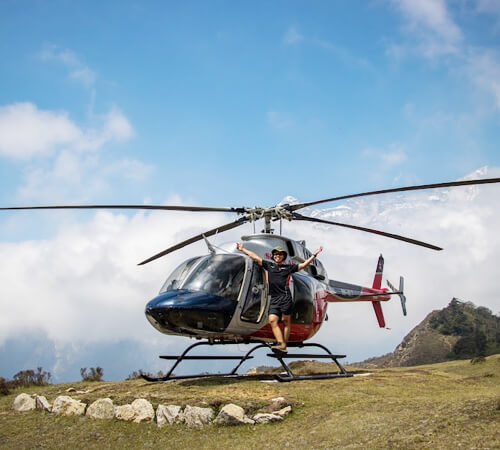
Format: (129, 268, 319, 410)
(326, 254, 397, 328)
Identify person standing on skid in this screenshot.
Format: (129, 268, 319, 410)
(236, 243, 323, 353)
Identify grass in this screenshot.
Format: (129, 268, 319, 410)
(0, 355, 499, 449)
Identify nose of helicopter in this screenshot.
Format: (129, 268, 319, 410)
(145, 289, 237, 334)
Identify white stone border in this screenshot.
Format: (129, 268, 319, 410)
(12, 393, 292, 428)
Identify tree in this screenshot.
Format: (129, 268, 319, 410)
(80, 367, 104, 381)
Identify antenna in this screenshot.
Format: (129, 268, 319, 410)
(202, 234, 216, 255)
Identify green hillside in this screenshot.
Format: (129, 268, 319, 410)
(359, 299, 500, 368)
(0, 356, 498, 449)
(430, 298, 500, 358)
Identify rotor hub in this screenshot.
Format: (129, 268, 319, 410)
(243, 205, 293, 223)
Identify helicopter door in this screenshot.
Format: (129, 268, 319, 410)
(240, 263, 267, 323)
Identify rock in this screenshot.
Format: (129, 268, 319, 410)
(471, 356, 486, 364)
(269, 397, 289, 410)
(246, 365, 273, 374)
(131, 399, 155, 423)
(181, 405, 214, 428)
(115, 404, 135, 421)
(86, 398, 115, 419)
(65, 387, 91, 394)
(34, 395, 52, 412)
(214, 404, 254, 426)
(13, 393, 36, 412)
(52, 396, 86, 416)
(253, 413, 283, 424)
(273, 405, 292, 417)
(157, 404, 182, 427)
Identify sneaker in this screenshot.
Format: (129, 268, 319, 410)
(271, 343, 288, 354)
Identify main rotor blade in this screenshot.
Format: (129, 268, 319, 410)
(290, 177, 500, 211)
(138, 217, 249, 265)
(0, 204, 245, 213)
(292, 213, 442, 251)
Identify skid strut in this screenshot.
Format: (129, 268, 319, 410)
(268, 342, 353, 382)
(141, 340, 272, 382)
(141, 340, 352, 382)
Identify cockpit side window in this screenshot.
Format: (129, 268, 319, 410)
(301, 248, 314, 276)
(241, 263, 266, 323)
(181, 254, 246, 302)
(159, 256, 202, 293)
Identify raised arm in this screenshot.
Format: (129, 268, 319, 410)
(298, 247, 323, 271)
(236, 243, 263, 266)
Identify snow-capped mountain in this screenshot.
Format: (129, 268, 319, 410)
(282, 166, 492, 232)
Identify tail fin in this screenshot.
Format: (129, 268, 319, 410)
(372, 254, 384, 289)
(371, 254, 386, 328)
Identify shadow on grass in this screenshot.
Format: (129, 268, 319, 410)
(175, 374, 278, 387)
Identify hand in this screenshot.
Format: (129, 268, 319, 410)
(236, 243, 243, 251)
(314, 247, 323, 256)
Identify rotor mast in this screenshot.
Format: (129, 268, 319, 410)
(243, 205, 293, 234)
(264, 213, 272, 233)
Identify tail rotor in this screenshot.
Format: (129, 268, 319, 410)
(387, 277, 407, 316)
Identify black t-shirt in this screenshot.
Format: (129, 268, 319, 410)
(261, 260, 299, 299)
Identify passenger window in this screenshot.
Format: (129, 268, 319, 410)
(291, 277, 314, 325)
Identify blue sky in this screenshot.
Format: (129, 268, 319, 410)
(1, 1, 500, 381)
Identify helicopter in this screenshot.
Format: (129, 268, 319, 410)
(2, 176, 500, 381)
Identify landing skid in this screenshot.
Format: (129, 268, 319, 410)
(267, 342, 353, 382)
(141, 340, 352, 382)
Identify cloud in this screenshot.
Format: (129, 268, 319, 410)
(0, 101, 139, 202)
(282, 26, 373, 70)
(381, 150, 407, 166)
(476, 0, 500, 16)
(465, 48, 500, 109)
(0, 102, 134, 160)
(387, 0, 500, 112)
(74, 107, 135, 151)
(0, 103, 82, 159)
(102, 107, 134, 141)
(15, 152, 150, 206)
(104, 158, 153, 182)
(390, 0, 463, 57)
(16, 151, 151, 202)
(283, 26, 303, 45)
(362, 144, 408, 173)
(39, 45, 97, 87)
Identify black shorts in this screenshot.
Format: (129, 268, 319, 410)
(268, 296, 293, 317)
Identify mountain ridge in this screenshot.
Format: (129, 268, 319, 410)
(355, 298, 499, 368)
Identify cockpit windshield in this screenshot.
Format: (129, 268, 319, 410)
(159, 256, 202, 293)
(182, 254, 246, 302)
